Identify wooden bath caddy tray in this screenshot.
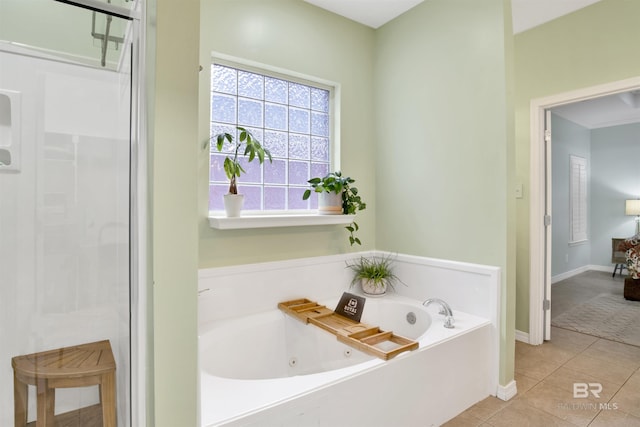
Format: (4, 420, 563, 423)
(278, 298, 418, 360)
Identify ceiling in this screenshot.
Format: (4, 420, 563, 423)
(552, 91, 640, 130)
(510, 0, 601, 34)
(303, 0, 424, 29)
(304, 0, 640, 129)
(303, 0, 601, 33)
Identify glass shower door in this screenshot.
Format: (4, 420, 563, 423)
(0, 1, 136, 425)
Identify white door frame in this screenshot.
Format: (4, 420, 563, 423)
(529, 76, 640, 345)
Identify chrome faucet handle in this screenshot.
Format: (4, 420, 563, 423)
(423, 298, 455, 329)
(443, 315, 455, 329)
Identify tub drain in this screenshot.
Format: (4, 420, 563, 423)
(289, 357, 298, 367)
(406, 312, 417, 325)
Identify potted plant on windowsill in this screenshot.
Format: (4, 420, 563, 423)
(302, 171, 366, 245)
(210, 126, 272, 217)
(346, 254, 405, 296)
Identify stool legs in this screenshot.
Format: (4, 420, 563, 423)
(13, 377, 117, 427)
(13, 372, 27, 427)
(101, 371, 117, 427)
(36, 379, 55, 427)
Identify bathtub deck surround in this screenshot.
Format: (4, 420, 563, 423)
(198, 251, 502, 426)
(201, 294, 491, 426)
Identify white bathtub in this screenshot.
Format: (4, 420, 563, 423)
(200, 293, 494, 427)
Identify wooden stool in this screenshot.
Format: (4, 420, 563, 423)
(12, 340, 116, 427)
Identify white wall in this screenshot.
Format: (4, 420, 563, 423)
(591, 123, 640, 265)
(199, 251, 500, 325)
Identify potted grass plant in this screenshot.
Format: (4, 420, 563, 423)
(302, 171, 366, 245)
(346, 254, 405, 296)
(210, 126, 272, 217)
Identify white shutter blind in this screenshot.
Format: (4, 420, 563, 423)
(570, 155, 588, 243)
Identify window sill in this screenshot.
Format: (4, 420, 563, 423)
(208, 213, 355, 230)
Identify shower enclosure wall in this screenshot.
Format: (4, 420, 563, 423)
(0, 1, 142, 425)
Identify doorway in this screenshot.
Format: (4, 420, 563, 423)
(529, 76, 640, 345)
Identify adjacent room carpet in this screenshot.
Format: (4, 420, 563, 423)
(551, 293, 640, 347)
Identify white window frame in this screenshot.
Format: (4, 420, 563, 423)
(207, 53, 345, 229)
(569, 155, 588, 244)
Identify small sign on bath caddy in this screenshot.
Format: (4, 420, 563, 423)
(334, 292, 366, 322)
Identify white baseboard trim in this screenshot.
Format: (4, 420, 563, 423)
(551, 264, 618, 284)
(496, 380, 518, 401)
(589, 264, 620, 273)
(515, 330, 529, 344)
(551, 265, 591, 284)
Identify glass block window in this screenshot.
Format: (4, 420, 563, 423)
(209, 63, 333, 212)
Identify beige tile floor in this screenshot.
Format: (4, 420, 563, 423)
(446, 270, 640, 426)
(444, 326, 640, 426)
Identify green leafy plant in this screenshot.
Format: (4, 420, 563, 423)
(345, 254, 405, 291)
(302, 171, 366, 245)
(210, 126, 272, 194)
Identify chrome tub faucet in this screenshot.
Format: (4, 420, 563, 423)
(423, 298, 455, 329)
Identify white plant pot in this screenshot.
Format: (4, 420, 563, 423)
(318, 191, 343, 215)
(361, 278, 387, 296)
(223, 194, 244, 217)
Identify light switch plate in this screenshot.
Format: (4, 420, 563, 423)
(515, 183, 523, 199)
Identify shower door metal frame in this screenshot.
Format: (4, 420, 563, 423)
(50, 0, 148, 425)
(54, 0, 141, 21)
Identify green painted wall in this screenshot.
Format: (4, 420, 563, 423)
(152, 0, 200, 425)
(198, 0, 376, 268)
(374, 0, 515, 386)
(514, 0, 640, 333)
